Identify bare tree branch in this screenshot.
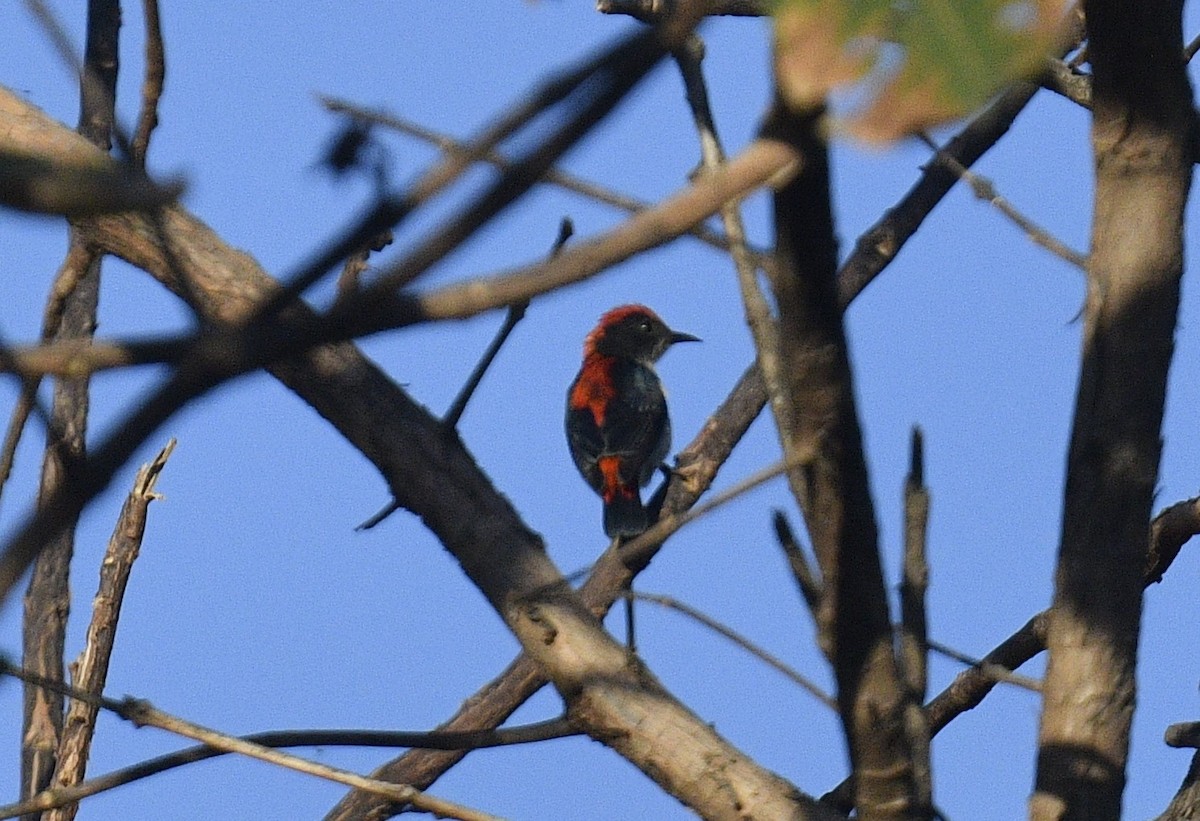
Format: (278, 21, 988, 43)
(318, 94, 760, 260)
(628, 589, 836, 709)
(917, 134, 1088, 269)
(764, 99, 920, 818)
(327, 363, 772, 821)
(1032, 0, 1195, 816)
(0, 661, 503, 821)
(129, 0, 164, 168)
(2, 718, 578, 820)
(773, 510, 823, 619)
(825, 489, 1200, 813)
(44, 440, 175, 821)
(899, 427, 932, 814)
(21, 2, 118, 809)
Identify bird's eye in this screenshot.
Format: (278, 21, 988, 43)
(637, 320, 652, 333)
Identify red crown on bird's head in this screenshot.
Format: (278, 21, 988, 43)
(582, 304, 661, 356)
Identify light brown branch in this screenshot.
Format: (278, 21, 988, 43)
(0, 661, 501, 821)
(2, 718, 576, 820)
(45, 440, 174, 821)
(130, 0, 164, 167)
(328, 363, 772, 820)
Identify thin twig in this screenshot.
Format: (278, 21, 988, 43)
(0, 243, 97, 508)
(130, 0, 165, 167)
(672, 32, 788, 448)
(771, 510, 822, 618)
(918, 133, 1088, 269)
(836, 82, 1043, 308)
(925, 638, 1042, 693)
(626, 589, 836, 709)
(442, 219, 568, 428)
(318, 95, 760, 261)
(0, 661, 504, 821)
(357, 222, 564, 530)
(1, 718, 576, 820)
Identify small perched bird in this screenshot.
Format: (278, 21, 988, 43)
(566, 305, 700, 538)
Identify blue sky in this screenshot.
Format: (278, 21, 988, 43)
(2, 3, 1200, 820)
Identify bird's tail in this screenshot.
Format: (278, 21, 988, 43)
(603, 493, 648, 539)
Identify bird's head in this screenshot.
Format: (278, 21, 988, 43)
(584, 304, 700, 363)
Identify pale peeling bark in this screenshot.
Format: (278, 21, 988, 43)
(1032, 1, 1195, 818)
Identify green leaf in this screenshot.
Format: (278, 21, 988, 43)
(773, 0, 1068, 141)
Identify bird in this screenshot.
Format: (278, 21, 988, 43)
(566, 305, 700, 538)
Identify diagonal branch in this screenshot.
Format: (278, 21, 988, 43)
(2, 717, 577, 820)
(0, 661, 502, 821)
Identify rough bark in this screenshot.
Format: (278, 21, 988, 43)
(1032, 0, 1195, 818)
(765, 103, 918, 818)
(19, 1, 118, 811)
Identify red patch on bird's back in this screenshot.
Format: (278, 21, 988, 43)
(598, 455, 633, 503)
(569, 354, 616, 427)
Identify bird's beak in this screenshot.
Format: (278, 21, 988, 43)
(669, 331, 701, 345)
